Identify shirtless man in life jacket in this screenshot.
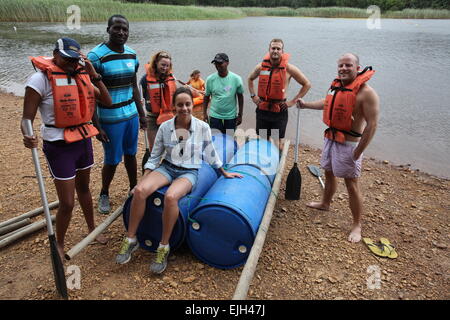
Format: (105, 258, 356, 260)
(297, 53, 380, 243)
(248, 38, 311, 151)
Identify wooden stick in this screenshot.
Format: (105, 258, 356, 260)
(0, 201, 59, 229)
(0, 218, 31, 236)
(232, 139, 290, 300)
(0, 225, 31, 241)
(65, 204, 123, 260)
(0, 215, 56, 249)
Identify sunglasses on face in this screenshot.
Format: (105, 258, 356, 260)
(61, 56, 80, 64)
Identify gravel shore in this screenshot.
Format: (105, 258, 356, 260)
(0, 92, 448, 300)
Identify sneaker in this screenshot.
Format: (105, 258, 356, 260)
(150, 246, 170, 274)
(115, 237, 139, 264)
(98, 194, 110, 214)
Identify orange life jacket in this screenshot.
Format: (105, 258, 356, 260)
(145, 64, 176, 125)
(257, 52, 290, 112)
(323, 66, 375, 144)
(29, 56, 98, 143)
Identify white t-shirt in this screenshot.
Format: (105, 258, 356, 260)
(25, 72, 64, 141)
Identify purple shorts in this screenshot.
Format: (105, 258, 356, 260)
(43, 139, 94, 180)
(320, 138, 363, 178)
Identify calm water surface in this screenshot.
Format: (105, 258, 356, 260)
(1, 17, 449, 178)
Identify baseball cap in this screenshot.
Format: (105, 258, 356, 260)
(54, 37, 81, 59)
(211, 53, 229, 64)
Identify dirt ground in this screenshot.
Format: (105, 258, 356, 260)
(0, 92, 448, 300)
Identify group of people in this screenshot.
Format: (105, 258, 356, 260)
(21, 14, 379, 274)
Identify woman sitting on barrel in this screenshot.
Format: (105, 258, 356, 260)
(116, 87, 242, 274)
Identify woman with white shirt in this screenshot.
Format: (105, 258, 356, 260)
(116, 87, 242, 274)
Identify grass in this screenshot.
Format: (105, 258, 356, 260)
(0, 0, 245, 22)
(0, 0, 449, 22)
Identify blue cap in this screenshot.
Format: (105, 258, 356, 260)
(54, 37, 81, 59)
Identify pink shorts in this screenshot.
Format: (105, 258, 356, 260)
(320, 138, 363, 178)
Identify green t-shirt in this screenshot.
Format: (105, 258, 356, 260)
(205, 71, 244, 120)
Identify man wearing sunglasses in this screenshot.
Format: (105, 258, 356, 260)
(203, 53, 244, 135)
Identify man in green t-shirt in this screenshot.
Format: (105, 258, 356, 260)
(203, 53, 244, 134)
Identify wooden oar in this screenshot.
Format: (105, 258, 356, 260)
(307, 164, 325, 189)
(24, 119, 68, 300)
(176, 79, 205, 95)
(285, 108, 301, 200)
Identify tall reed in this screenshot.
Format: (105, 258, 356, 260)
(1, 0, 449, 22)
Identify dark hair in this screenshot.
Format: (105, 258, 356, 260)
(190, 70, 200, 78)
(172, 87, 193, 106)
(107, 14, 128, 27)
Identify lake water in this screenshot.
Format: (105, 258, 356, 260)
(1, 17, 449, 178)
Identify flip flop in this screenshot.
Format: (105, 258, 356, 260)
(379, 237, 398, 259)
(363, 238, 390, 258)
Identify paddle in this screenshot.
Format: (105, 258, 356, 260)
(24, 119, 68, 299)
(176, 79, 205, 95)
(285, 108, 301, 200)
(142, 129, 150, 174)
(307, 164, 325, 189)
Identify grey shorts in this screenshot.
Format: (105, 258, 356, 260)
(320, 138, 363, 178)
(154, 161, 198, 188)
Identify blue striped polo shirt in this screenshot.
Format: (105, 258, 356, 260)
(88, 43, 139, 123)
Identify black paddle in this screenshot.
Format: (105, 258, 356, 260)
(24, 119, 68, 299)
(307, 164, 325, 189)
(285, 108, 302, 200)
(142, 129, 150, 174)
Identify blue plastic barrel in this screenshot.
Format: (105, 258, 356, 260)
(122, 134, 238, 252)
(122, 162, 217, 252)
(187, 138, 279, 269)
(211, 133, 237, 172)
(228, 138, 279, 183)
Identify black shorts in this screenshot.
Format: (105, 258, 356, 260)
(255, 109, 288, 139)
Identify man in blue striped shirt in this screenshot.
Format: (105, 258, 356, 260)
(88, 15, 146, 214)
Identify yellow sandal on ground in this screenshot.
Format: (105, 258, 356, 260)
(379, 237, 398, 259)
(363, 238, 390, 258)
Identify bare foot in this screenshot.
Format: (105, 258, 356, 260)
(306, 201, 330, 211)
(348, 225, 362, 243)
(94, 233, 109, 245)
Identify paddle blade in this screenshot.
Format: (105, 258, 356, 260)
(48, 234, 68, 299)
(285, 163, 301, 200)
(307, 164, 322, 177)
(141, 149, 150, 174)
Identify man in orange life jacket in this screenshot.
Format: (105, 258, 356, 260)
(248, 38, 311, 151)
(297, 53, 380, 243)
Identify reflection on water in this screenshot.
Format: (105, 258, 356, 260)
(1, 17, 449, 178)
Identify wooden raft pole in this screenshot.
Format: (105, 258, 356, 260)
(0, 218, 32, 236)
(65, 204, 124, 260)
(0, 201, 59, 229)
(0, 215, 56, 249)
(232, 139, 290, 300)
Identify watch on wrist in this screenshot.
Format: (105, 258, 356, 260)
(250, 94, 256, 98)
(90, 74, 102, 82)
